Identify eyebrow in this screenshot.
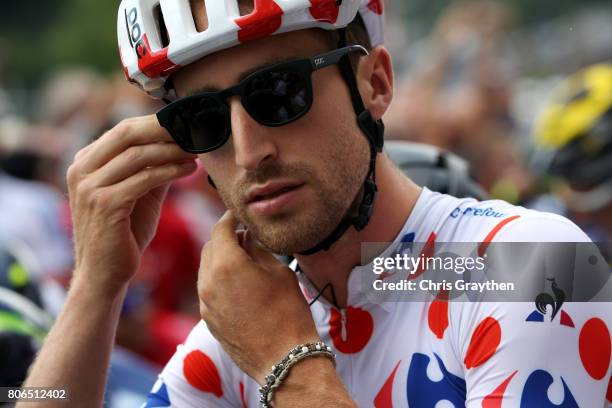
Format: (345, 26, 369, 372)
(187, 56, 303, 96)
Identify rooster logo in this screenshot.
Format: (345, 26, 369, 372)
(535, 278, 565, 321)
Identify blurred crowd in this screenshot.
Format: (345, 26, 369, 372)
(0, 0, 611, 405)
(0, 70, 226, 405)
(384, 0, 612, 239)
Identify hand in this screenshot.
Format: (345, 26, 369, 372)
(198, 211, 320, 384)
(66, 115, 198, 295)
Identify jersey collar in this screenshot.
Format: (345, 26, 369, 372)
(294, 188, 434, 313)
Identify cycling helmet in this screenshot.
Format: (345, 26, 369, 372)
(533, 63, 612, 212)
(118, 0, 385, 99)
(386, 141, 488, 201)
(0, 244, 44, 308)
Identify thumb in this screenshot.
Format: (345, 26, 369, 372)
(212, 210, 241, 244)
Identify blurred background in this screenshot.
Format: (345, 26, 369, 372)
(1, 0, 611, 406)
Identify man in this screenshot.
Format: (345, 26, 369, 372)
(23, 1, 611, 407)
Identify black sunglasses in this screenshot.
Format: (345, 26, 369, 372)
(156, 45, 368, 154)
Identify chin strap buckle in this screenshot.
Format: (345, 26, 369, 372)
(353, 178, 377, 231)
(358, 110, 385, 153)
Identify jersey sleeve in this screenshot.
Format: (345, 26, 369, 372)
(448, 215, 612, 408)
(141, 320, 249, 408)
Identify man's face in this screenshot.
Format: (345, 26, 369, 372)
(172, 30, 371, 255)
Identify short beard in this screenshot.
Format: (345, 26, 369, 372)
(218, 151, 369, 255)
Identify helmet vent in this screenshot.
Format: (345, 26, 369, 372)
(118, 0, 385, 98)
(189, 0, 210, 33)
(154, 4, 170, 47)
(239, 0, 255, 16)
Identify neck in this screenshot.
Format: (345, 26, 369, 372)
(294, 154, 422, 308)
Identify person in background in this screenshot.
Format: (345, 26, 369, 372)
(0, 242, 53, 389)
(0, 240, 160, 408)
(384, 0, 535, 203)
(0, 120, 74, 286)
(531, 62, 612, 248)
(0, 47, 12, 119)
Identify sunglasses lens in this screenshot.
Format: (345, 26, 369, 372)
(244, 69, 311, 125)
(169, 96, 229, 152)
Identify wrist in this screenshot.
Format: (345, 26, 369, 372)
(273, 357, 354, 407)
(69, 272, 129, 305)
(254, 334, 321, 384)
(258, 341, 356, 408)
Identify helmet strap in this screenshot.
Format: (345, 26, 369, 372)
(299, 28, 384, 256)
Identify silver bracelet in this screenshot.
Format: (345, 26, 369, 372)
(259, 341, 336, 408)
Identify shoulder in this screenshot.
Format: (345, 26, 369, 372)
(145, 321, 250, 408)
(431, 192, 590, 243)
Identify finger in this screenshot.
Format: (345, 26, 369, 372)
(243, 229, 281, 267)
(209, 211, 253, 264)
(106, 160, 198, 202)
(130, 182, 172, 225)
(211, 211, 242, 244)
(91, 142, 196, 187)
(148, 183, 172, 204)
(79, 116, 175, 172)
(199, 240, 215, 285)
(74, 142, 95, 162)
(199, 300, 211, 322)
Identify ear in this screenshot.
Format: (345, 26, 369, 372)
(356, 46, 394, 121)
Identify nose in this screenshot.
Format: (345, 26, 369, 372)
(229, 98, 278, 171)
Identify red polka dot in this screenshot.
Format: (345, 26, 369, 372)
(579, 318, 611, 380)
(309, 0, 340, 23)
(482, 371, 517, 408)
(427, 295, 449, 340)
(235, 0, 283, 43)
(464, 317, 502, 369)
(374, 361, 401, 408)
(329, 306, 374, 354)
(183, 350, 223, 397)
(239, 381, 248, 408)
(560, 310, 575, 328)
(367, 0, 384, 14)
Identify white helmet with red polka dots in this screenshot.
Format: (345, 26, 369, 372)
(117, 0, 385, 99)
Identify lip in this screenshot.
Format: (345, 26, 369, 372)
(247, 180, 306, 216)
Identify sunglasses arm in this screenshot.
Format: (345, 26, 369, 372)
(310, 45, 369, 71)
